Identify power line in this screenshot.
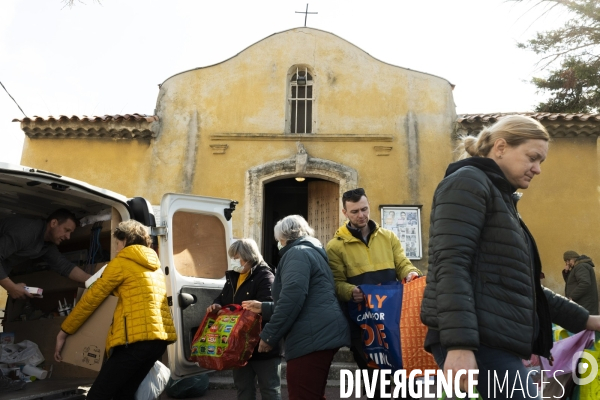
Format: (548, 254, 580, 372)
(0, 80, 27, 118)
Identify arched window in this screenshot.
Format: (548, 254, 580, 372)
(288, 67, 313, 134)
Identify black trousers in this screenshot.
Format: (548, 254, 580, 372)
(86, 340, 169, 400)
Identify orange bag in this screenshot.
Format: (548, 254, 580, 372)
(189, 304, 261, 370)
(400, 277, 438, 375)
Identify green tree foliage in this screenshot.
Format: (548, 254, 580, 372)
(532, 57, 600, 112)
(516, 0, 600, 112)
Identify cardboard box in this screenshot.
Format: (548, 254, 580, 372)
(60, 288, 117, 371)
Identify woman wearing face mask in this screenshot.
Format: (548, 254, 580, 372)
(206, 238, 281, 400)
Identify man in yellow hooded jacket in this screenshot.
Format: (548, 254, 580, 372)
(326, 188, 420, 302)
(326, 188, 420, 398)
(54, 220, 176, 400)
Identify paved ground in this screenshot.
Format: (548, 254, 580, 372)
(160, 386, 361, 400)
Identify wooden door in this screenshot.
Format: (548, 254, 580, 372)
(307, 180, 339, 247)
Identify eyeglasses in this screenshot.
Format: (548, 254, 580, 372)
(342, 188, 365, 199)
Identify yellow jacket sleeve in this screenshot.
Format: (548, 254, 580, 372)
(326, 241, 355, 302)
(61, 259, 124, 335)
(391, 233, 421, 280)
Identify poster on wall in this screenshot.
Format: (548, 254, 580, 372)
(379, 205, 422, 260)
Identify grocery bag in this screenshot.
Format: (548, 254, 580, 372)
(165, 375, 209, 399)
(134, 360, 170, 400)
(0, 340, 44, 366)
(189, 304, 261, 370)
(400, 277, 437, 374)
(541, 329, 595, 378)
(348, 282, 404, 370)
(553, 323, 573, 342)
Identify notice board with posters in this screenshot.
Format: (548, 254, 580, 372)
(379, 205, 422, 260)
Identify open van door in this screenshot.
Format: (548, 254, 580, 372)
(157, 193, 237, 378)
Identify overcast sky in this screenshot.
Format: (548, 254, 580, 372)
(1, 0, 569, 165)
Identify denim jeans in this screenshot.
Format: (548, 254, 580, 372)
(86, 340, 169, 400)
(431, 344, 541, 400)
(232, 356, 282, 400)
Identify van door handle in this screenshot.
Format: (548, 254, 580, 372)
(179, 293, 196, 309)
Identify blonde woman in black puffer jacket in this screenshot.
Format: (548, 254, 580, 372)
(420, 115, 600, 400)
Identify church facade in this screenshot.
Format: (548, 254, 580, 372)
(18, 28, 456, 270)
(16, 28, 600, 295)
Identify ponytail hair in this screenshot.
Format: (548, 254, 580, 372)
(457, 115, 550, 159)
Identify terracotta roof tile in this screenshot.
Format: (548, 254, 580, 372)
(12, 113, 159, 123)
(457, 112, 600, 123)
(457, 112, 600, 137)
(13, 114, 159, 139)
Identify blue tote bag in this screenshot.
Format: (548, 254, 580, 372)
(348, 281, 403, 370)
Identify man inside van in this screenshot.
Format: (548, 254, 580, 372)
(0, 209, 91, 299)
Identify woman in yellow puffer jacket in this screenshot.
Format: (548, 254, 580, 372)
(54, 220, 176, 400)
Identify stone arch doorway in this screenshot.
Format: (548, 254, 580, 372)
(262, 177, 340, 266)
(244, 143, 358, 264)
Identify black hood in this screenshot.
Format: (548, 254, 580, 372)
(576, 255, 595, 268)
(445, 157, 516, 194)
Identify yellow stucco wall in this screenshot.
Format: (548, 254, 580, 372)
(21, 28, 452, 273)
(518, 137, 600, 294)
(0, 288, 6, 311)
(21, 139, 152, 198)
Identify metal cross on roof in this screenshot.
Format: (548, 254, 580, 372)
(295, 4, 318, 27)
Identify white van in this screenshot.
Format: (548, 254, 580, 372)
(0, 162, 236, 400)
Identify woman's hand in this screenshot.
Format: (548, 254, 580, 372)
(444, 349, 478, 392)
(241, 300, 262, 313)
(206, 304, 222, 313)
(54, 330, 69, 362)
(586, 315, 600, 331)
(405, 272, 420, 282)
(258, 339, 273, 353)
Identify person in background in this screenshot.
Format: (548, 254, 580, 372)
(421, 115, 600, 399)
(563, 250, 599, 315)
(326, 188, 420, 399)
(54, 220, 176, 400)
(243, 215, 349, 400)
(206, 238, 281, 400)
(0, 209, 91, 299)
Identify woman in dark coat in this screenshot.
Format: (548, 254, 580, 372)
(207, 238, 281, 400)
(420, 115, 600, 399)
(243, 215, 350, 400)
